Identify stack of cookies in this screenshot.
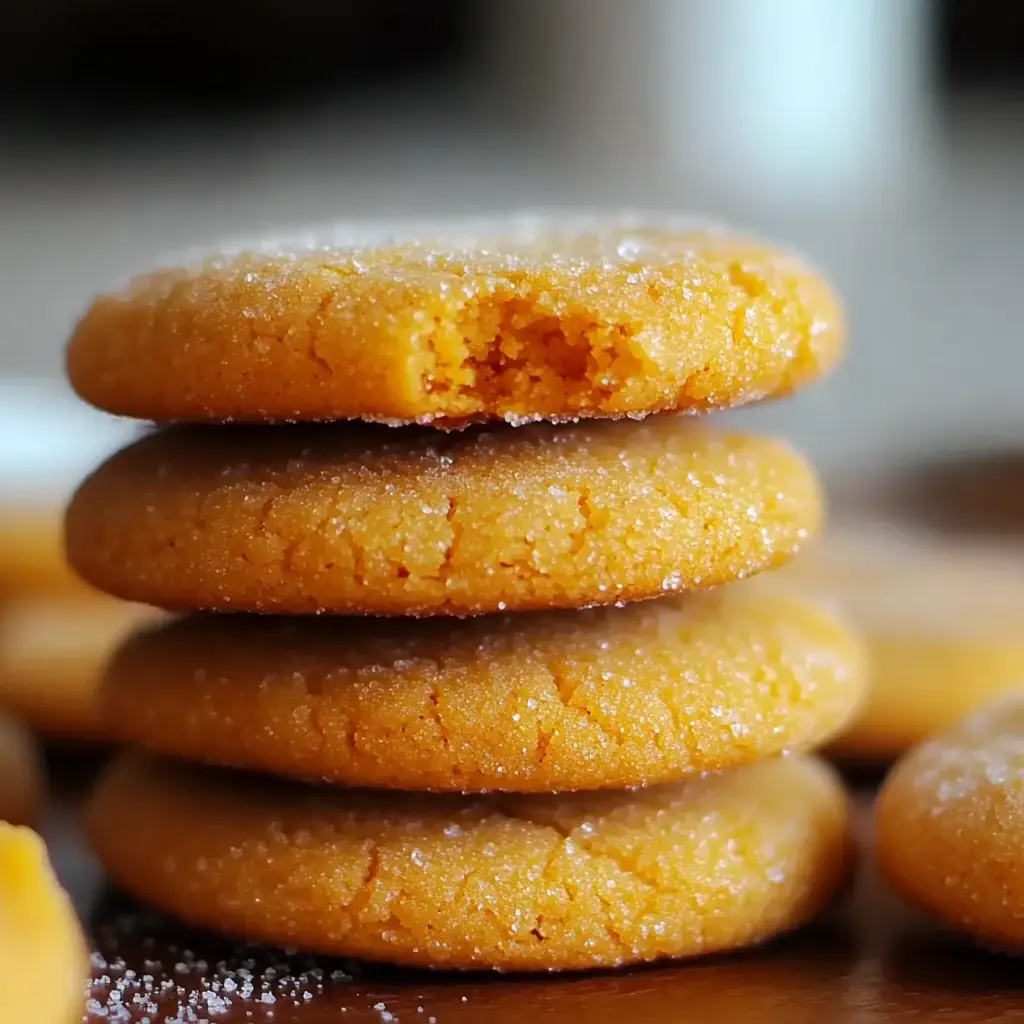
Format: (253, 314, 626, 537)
(66, 215, 865, 971)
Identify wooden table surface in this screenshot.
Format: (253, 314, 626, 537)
(43, 755, 1024, 1024)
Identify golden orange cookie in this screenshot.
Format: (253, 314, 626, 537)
(103, 586, 865, 791)
(66, 418, 820, 616)
(0, 712, 43, 827)
(0, 379, 138, 600)
(0, 597, 159, 741)
(67, 213, 843, 427)
(88, 753, 852, 971)
(0, 824, 86, 1024)
(780, 526, 1024, 761)
(0, 510, 86, 601)
(877, 697, 1024, 952)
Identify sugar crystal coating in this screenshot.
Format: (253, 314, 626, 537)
(67, 211, 843, 426)
(877, 696, 1024, 951)
(87, 753, 852, 971)
(0, 824, 86, 1024)
(65, 417, 820, 616)
(103, 586, 866, 791)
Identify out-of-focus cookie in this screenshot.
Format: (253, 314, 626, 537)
(0, 597, 159, 741)
(0, 824, 86, 1024)
(65, 418, 821, 616)
(103, 587, 865, 791)
(88, 753, 852, 971)
(0, 712, 43, 827)
(0, 379, 137, 601)
(68, 212, 843, 427)
(780, 526, 1024, 760)
(877, 697, 1024, 951)
(0, 511, 84, 602)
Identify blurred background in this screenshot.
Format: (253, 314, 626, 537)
(0, 0, 1022, 481)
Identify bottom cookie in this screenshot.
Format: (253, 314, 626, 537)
(877, 697, 1024, 952)
(0, 824, 87, 1024)
(87, 754, 852, 971)
(0, 711, 43, 827)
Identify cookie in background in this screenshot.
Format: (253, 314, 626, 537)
(0, 710, 44, 827)
(877, 696, 1024, 953)
(0, 379, 154, 742)
(777, 522, 1024, 762)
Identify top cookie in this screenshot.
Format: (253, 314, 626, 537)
(67, 213, 843, 426)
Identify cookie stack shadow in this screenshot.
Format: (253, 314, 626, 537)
(64, 216, 866, 972)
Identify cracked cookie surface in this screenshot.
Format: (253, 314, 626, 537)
(65, 417, 819, 616)
(87, 753, 852, 970)
(102, 587, 865, 791)
(67, 212, 843, 427)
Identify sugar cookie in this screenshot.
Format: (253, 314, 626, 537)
(877, 697, 1024, 951)
(0, 379, 137, 600)
(0, 712, 43, 827)
(66, 418, 820, 616)
(67, 213, 843, 427)
(0, 824, 86, 1024)
(87, 753, 852, 971)
(0, 597, 158, 740)
(103, 587, 865, 791)
(779, 526, 1024, 760)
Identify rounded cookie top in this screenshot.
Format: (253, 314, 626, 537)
(0, 824, 87, 1024)
(67, 212, 843, 426)
(87, 753, 852, 971)
(65, 417, 820, 616)
(877, 697, 1024, 951)
(103, 586, 866, 791)
(781, 526, 1024, 760)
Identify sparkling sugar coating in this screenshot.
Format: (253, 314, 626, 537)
(87, 753, 852, 971)
(877, 697, 1024, 952)
(66, 212, 844, 426)
(0, 824, 86, 1024)
(65, 417, 820, 616)
(780, 526, 1024, 760)
(103, 586, 866, 791)
(0, 711, 44, 827)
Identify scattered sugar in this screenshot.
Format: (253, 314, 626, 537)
(83, 910, 358, 1021)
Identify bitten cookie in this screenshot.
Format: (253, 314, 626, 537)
(0, 712, 43, 827)
(0, 597, 159, 741)
(65, 418, 820, 616)
(877, 697, 1024, 952)
(87, 753, 852, 971)
(0, 824, 86, 1024)
(67, 212, 843, 427)
(781, 526, 1024, 760)
(103, 587, 865, 791)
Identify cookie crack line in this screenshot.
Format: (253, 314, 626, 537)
(67, 218, 843, 425)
